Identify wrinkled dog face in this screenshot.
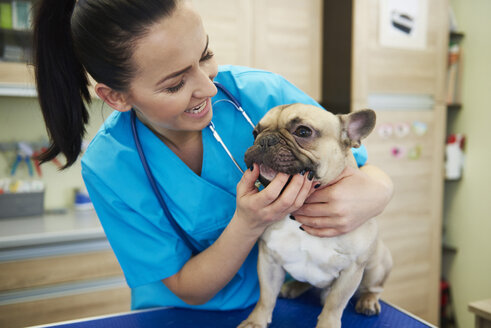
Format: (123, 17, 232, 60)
(244, 104, 376, 186)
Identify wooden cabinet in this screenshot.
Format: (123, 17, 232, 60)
(0, 0, 34, 94)
(0, 210, 131, 328)
(0, 0, 323, 100)
(326, 0, 448, 324)
(323, 0, 448, 324)
(0, 249, 130, 327)
(252, 0, 322, 101)
(190, 0, 323, 101)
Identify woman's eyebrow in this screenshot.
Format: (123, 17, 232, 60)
(201, 35, 210, 59)
(155, 35, 210, 87)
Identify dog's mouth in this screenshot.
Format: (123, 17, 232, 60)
(244, 132, 316, 186)
(259, 164, 279, 182)
(255, 162, 315, 188)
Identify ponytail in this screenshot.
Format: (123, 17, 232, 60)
(32, 0, 178, 168)
(32, 0, 90, 169)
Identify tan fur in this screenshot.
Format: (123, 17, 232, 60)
(239, 104, 391, 328)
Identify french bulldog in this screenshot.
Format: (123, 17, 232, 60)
(239, 104, 392, 328)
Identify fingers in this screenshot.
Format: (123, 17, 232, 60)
(236, 163, 260, 196)
(293, 177, 316, 210)
(294, 214, 351, 237)
(263, 172, 291, 196)
(257, 173, 298, 207)
(292, 203, 350, 237)
(265, 172, 313, 213)
(292, 203, 328, 217)
(299, 225, 344, 238)
(237, 167, 315, 225)
(304, 166, 356, 203)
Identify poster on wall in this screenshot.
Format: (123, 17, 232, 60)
(379, 0, 428, 50)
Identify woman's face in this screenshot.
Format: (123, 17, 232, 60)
(126, 1, 218, 141)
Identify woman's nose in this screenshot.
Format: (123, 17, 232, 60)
(193, 65, 218, 99)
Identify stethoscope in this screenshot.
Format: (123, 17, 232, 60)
(131, 81, 255, 254)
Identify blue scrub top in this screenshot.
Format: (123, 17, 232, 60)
(81, 65, 367, 311)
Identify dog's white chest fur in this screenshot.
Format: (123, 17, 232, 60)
(262, 217, 377, 289)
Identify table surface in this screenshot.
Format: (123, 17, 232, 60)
(0, 210, 103, 249)
(469, 299, 491, 321)
(34, 292, 436, 328)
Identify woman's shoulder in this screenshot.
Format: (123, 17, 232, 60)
(81, 111, 133, 173)
(216, 65, 284, 85)
(214, 65, 319, 119)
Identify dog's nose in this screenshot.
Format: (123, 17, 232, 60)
(259, 134, 280, 148)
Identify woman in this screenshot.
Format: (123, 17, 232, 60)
(33, 0, 393, 311)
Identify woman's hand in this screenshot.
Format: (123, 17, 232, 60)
(291, 164, 394, 237)
(234, 163, 315, 236)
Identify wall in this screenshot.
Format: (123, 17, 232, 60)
(0, 96, 109, 209)
(445, 0, 491, 327)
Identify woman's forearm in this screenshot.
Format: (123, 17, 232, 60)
(161, 213, 263, 305)
(359, 164, 394, 213)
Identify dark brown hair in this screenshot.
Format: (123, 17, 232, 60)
(32, 0, 178, 168)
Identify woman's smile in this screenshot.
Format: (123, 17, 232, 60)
(184, 98, 212, 119)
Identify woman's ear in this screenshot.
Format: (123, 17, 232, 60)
(95, 83, 132, 112)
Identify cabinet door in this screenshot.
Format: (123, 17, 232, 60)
(252, 0, 323, 101)
(352, 0, 449, 105)
(189, 0, 253, 67)
(362, 107, 446, 325)
(352, 0, 449, 324)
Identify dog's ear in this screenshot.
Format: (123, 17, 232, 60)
(339, 109, 376, 148)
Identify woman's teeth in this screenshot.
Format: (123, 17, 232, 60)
(185, 101, 206, 114)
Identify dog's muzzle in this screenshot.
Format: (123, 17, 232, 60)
(244, 132, 315, 185)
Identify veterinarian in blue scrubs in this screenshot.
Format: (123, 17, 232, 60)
(32, 0, 393, 311)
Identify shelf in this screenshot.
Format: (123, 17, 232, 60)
(442, 243, 458, 254)
(0, 83, 36, 97)
(0, 27, 31, 35)
(449, 31, 465, 43)
(447, 103, 462, 110)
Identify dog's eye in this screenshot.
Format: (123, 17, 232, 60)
(252, 130, 258, 140)
(293, 126, 312, 138)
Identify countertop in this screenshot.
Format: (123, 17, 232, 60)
(0, 210, 107, 260)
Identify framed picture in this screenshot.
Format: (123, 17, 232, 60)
(379, 0, 428, 50)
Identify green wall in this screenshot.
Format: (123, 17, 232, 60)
(445, 0, 491, 327)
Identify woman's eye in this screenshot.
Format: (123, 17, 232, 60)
(200, 50, 214, 62)
(165, 80, 185, 93)
(293, 126, 312, 138)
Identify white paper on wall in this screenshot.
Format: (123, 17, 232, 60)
(379, 0, 428, 50)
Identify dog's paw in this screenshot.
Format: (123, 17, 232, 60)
(355, 293, 381, 316)
(237, 320, 267, 328)
(280, 280, 312, 299)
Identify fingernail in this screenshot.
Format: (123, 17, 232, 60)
(308, 171, 314, 180)
(299, 226, 305, 231)
(290, 215, 296, 221)
(314, 183, 321, 189)
(300, 169, 306, 176)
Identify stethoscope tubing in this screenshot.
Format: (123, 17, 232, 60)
(131, 110, 199, 254)
(211, 82, 255, 174)
(131, 81, 255, 254)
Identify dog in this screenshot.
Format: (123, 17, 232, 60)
(239, 104, 392, 328)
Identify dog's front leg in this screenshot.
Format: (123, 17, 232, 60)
(238, 240, 285, 328)
(316, 264, 364, 328)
